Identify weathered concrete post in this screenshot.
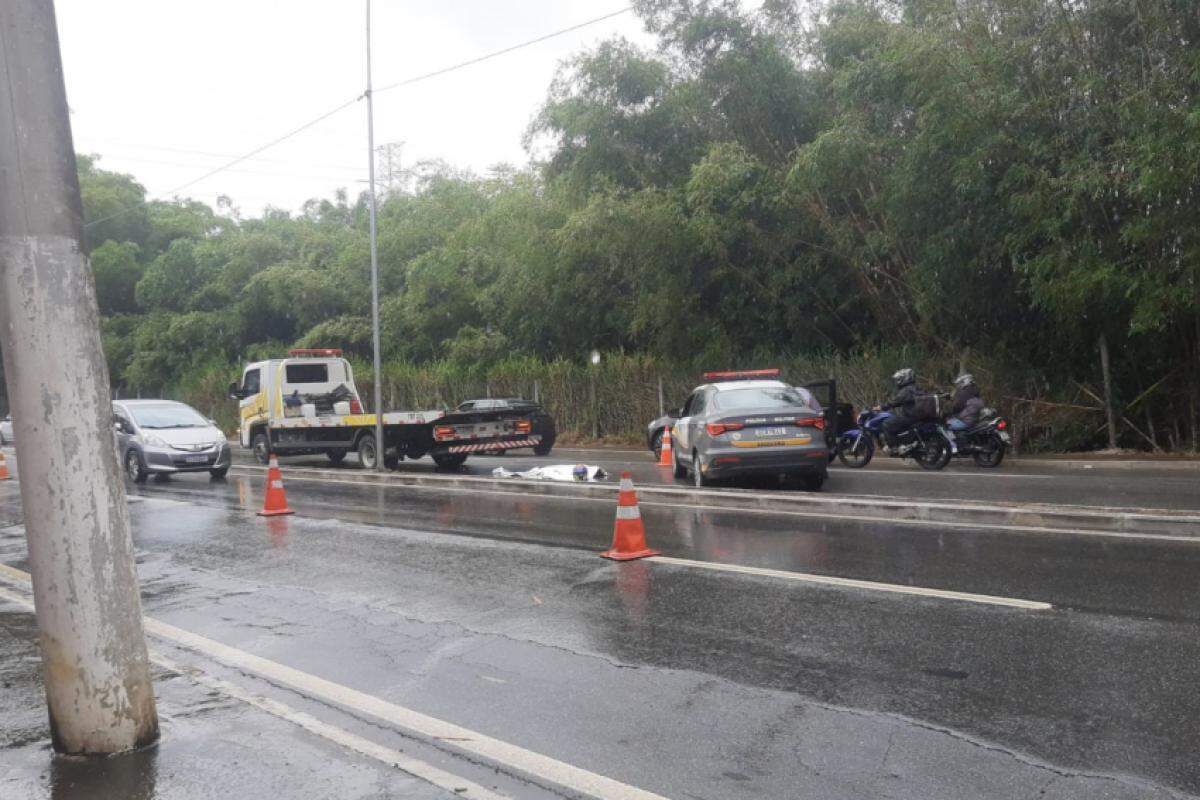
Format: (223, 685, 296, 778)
(0, 0, 159, 754)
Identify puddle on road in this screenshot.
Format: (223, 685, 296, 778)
(47, 748, 160, 800)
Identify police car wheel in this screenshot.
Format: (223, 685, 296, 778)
(692, 452, 710, 487)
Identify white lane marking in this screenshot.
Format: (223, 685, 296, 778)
(152, 653, 511, 800)
(0, 566, 669, 800)
(0, 562, 29, 584)
(0, 580, 508, 800)
(227, 469, 1200, 545)
(48, 490, 1056, 611)
(646, 556, 1052, 610)
(840, 469, 1055, 480)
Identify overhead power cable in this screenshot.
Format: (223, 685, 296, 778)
(85, 153, 365, 182)
(83, 6, 635, 230)
(84, 95, 361, 230)
(78, 138, 366, 172)
(373, 6, 633, 95)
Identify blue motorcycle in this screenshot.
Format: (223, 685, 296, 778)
(835, 408, 952, 470)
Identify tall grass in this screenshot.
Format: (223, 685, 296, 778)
(172, 349, 1107, 452)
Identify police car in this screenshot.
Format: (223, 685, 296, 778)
(670, 369, 828, 490)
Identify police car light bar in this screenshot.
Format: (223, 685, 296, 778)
(703, 368, 782, 382)
(288, 348, 343, 357)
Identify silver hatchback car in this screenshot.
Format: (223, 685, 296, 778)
(114, 400, 231, 482)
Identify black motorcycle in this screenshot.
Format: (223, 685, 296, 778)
(835, 407, 953, 470)
(946, 407, 1010, 468)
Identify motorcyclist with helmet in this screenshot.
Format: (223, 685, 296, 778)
(946, 373, 986, 434)
(877, 368, 921, 453)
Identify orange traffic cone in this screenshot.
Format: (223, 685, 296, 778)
(657, 426, 674, 467)
(258, 455, 294, 517)
(0, 451, 9, 481)
(600, 472, 660, 561)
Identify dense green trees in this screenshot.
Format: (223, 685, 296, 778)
(7, 0, 1193, 450)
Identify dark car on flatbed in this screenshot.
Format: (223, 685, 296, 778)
(453, 398, 556, 456)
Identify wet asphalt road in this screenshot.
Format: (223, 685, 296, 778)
(238, 446, 1200, 512)
(2, 453, 1199, 798)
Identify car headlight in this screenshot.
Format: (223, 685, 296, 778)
(141, 433, 169, 448)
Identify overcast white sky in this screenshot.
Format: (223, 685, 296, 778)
(55, 1, 657, 216)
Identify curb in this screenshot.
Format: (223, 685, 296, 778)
(229, 464, 1200, 539)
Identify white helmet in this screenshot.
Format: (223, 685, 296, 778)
(954, 373, 975, 389)
(892, 368, 915, 388)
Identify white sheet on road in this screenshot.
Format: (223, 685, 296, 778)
(492, 464, 609, 482)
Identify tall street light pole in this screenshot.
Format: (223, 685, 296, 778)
(365, 0, 385, 471)
(0, 0, 159, 753)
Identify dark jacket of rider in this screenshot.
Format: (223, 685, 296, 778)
(882, 384, 920, 420)
(951, 384, 985, 426)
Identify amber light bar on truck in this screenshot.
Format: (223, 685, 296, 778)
(288, 348, 343, 357)
(515, 420, 533, 434)
(703, 368, 781, 382)
(433, 425, 457, 442)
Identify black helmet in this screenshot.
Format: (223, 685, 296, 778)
(892, 368, 915, 388)
(954, 372, 975, 390)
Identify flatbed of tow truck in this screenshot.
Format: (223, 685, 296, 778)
(231, 349, 554, 469)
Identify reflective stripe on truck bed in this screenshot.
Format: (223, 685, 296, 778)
(445, 436, 542, 454)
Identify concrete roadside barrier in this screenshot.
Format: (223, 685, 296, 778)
(228, 463, 1200, 540)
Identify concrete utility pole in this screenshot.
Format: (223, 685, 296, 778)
(0, 0, 159, 754)
(364, 0, 385, 472)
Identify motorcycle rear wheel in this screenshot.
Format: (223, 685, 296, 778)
(836, 432, 874, 469)
(973, 434, 1006, 468)
(916, 437, 949, 471)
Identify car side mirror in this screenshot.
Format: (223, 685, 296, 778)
(669, 408, 682, 418)
(228, 381, 242, 400)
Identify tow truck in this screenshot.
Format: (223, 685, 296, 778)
(229, 349, 551, 469)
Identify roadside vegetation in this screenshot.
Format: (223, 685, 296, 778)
(2, 0, 1197, 452)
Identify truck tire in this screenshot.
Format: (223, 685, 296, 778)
(357, 433, 379, 470)
(532, 438, 554, 457)
(432, 452, 468, 470)
(251, 431, 271, 465)
(383, 452, 400, 470)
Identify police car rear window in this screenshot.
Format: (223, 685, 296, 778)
(713, 387, 818, 412)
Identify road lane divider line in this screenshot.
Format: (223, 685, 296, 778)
(150, 652, 511, 800)
(225, 469, 1200, 544)
(839, 469, 1056, 480)
(645, 556, 1053, 610)
(0, 580, 509, 800)
(0, 566, 670, 800)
